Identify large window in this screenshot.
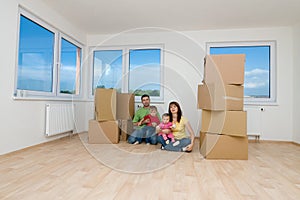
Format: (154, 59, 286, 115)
(207, 41, 276, 104)
(91, 46, 163, 101)
(93, 50, 123, 91)
(15, 8, 82, 98)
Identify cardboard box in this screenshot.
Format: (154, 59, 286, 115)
(204, 54, 245, 85)
(201, 110, 247, 137)
(199, 132, 248, 160)
(118, 119, 134, 141)
(197, 83, 244, 111)
(117, 93, 135, 120)
(94, 88, 117, 121)
(88, 120, 119, 144)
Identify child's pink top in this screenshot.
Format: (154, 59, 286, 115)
(159, 122, 173, 130)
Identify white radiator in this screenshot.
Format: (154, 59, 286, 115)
(45, 104, 75, 136)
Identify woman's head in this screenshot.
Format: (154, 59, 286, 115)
(168, 101, 182, 122)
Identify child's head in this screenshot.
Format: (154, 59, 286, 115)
(149, 106, 158, 116)
(162, 113, 170, 123)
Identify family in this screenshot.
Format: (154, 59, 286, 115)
(127, 94, 195, 152)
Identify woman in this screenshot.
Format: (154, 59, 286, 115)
(157, 101, 195, 152)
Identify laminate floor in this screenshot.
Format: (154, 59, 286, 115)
(0, 133, 299, 200)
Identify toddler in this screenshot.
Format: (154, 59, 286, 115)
(141, 106, 160, 127)
(141, 106, 160, 145)
(157, 113, 175, 144)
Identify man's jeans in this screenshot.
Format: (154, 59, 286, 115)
(127, 126, 157, 144)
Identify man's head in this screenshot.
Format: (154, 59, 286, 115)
(141, 94, 150, 108)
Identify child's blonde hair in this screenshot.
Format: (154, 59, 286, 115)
(149, 106, 157, 112)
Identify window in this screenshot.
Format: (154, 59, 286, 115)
(129, 49, 161, 97)
(91, 46, 163, 101)
(15, 8, 82, 98)
(17, 15, 54, 93)
(59, 37, 82, 95)
(93, 50, 123, 92)
(206, 41, 276, 104)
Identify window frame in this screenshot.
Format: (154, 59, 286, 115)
(206, 41, 277, 105)
(89, 44, 164, 102)
(14, 7, 83, 100)
(57, 33, 83, 97)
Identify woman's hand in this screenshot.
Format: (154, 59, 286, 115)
(185, 142, 194, 152)
(185, 121, 195, 151)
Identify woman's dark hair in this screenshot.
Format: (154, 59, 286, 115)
(168, 101, 182, 122)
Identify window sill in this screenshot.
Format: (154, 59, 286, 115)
(12, 96, 89, 102)
(244, 101, 278, 106)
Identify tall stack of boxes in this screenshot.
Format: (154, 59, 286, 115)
(198, 54, 248, 160)
(88, 88, 135, 144)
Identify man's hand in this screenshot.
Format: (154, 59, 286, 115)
(138, 118, 149, 126)
(143, 118, 150, 124)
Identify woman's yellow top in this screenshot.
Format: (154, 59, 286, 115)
(172, 116, 188, 140)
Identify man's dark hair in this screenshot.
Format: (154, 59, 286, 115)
(141, 94, 150, 101)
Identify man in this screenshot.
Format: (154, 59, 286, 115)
(127, 94, 160, 145)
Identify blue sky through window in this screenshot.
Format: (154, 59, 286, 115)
(93, 50, 123, 90)
(17, 15, 54, 92)
(60, 38, 80, 94)
(210, 46, 270, 98)
(129, 49, 161, 92)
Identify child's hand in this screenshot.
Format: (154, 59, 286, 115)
(152, 122, 157, 127)
(156, 126, 161, 133)
(172, 124, 176, 129)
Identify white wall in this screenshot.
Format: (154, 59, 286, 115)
(87, 26, 294, 142)
(0, 0, 88, 155)
(292, 24, 300, 144)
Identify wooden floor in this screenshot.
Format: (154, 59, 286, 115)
(0, 133, 300, 200)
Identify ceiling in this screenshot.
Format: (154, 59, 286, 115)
(41, 0, 300, 35)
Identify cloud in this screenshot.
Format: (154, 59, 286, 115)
(245, 68, 268, 76)
(244, 68, 269, 89)
(244, 82, 267, 89)
(18, 65, 52, 80)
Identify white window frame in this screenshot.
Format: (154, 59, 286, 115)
(14, 7, 83, 100)
(206, 41, 277, 105)
(57, 33, 83, 97)
(89, 44, 164, 102)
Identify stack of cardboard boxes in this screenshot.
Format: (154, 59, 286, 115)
(198, 54, 248, 160)
(88, 88, 134, 144)
(116, 93, 134, 141)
